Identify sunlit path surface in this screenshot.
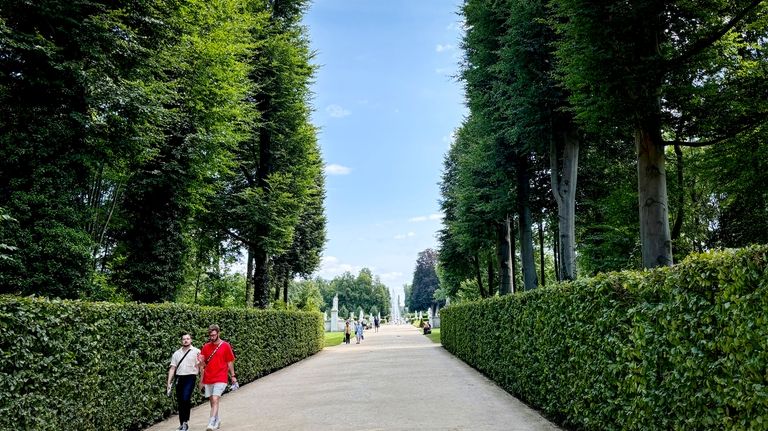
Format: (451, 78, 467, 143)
(146, 325, 560, 431)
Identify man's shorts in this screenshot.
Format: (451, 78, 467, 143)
(203, 383, 227, 398)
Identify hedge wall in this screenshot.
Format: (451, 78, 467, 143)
(441, 245, 768, 430)
(0, 299, 323, 430)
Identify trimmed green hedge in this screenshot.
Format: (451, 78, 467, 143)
(441, 245, 768, 430)
(0, 299, 323, 430)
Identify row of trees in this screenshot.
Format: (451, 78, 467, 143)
(439, 0, 767, 297)
(0, 0, 326, 306)
(288, 268, 392, 317)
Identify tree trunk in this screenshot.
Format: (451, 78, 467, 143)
(253, 249, 270, 308)
(497, 216, 513, 295)
(538, 219, 545, 287)
(636, 118, 673, 267)
(194, 267, 202, 304)
(486, 251, 496, 296)
(691, 179, 703, 253)
(282, 275, 289, 306)
(553, 225, 560, 282)
(274, 274, 281, 301)
(550, 127, 579, 280)
(245, 249, 254, 307)
(517, 155, 538, 290)
(474, 254, 486, 298)
(671, 143, 684, 241)
(510, 216, 517, 294)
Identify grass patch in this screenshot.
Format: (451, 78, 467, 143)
(425, 328, 441, 344)
(324, 331, 345, 347)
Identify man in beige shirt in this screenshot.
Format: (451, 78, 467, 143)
(167, 333, 200, 431)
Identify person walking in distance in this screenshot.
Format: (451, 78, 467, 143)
(344, 319, 352, 344)
(354, 319, 364, 344)
(374, 316, 380, 333)
(166, 333, 200, 431)
(198, 324, 237, 431)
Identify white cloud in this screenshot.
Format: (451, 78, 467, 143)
(379, 271, 403, 281)
(316, 256, 361, 279)
(326, 104, 351, 118)
(325, 164, 351, 175)
(394, 232, 416, 240)
(408, 213, 443, 223)
(436, 44, 454, 53)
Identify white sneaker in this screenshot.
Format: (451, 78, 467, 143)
(214, 417, 221, 429)
(206, 417, 216, 431)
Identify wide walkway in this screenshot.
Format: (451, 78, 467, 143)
(146, 324, 560, 431)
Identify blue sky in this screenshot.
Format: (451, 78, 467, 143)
(302, 1, 467, 303)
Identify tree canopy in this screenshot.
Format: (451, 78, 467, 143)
(408, 249, 442, 312)
(0, 0, 326, 305)
(438, 0, 768, 301)
(316, 268, 392, 317)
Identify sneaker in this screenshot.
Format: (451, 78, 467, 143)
(206, 417, 216, 431)
(181, 423, 189, 431)
(213, 417, 221, 429)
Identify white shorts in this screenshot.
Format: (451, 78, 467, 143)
(204, 383, 227, 398)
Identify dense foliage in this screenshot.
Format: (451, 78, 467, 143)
(407, 248, 442, 312)
(441, 245, 768, 430)
(440, 0, 768, 298)
(0, 296, 323, 431)
(0, 0, 325, 306)
(315, 268, 392, 317)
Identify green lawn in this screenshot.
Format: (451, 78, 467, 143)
(425, 328, 441, 344)
(324, 331, 345, 347)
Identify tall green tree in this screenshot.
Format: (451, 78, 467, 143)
(112, 0, 256, 302)
(271, 143, 326, 303)
(0, 0, 176, 298)
(552, 0, 767, 268)
(0, 0, 326, 303)
(220, 0, 321, 309)
(498, 0, 580, 280)
(409, 249, 442, 312)
(460, 0, 541, 291)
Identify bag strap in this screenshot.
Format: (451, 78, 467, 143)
(205, 341, 223, 365)
(173, 349, 193, 379)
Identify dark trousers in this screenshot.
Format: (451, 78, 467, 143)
(344, 333, 350, 344)
(175, 374, 196, 424)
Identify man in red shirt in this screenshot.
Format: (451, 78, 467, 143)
(198, 324, 237, 431)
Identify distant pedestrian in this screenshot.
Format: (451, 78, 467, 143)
(355, 319, 364, 344)
(423, 320, 431, 335)
(198, 324, 237, 431)
(374, 316, 380, 333)
(344, 319, 352, 344)
(166, 333, 200, 431)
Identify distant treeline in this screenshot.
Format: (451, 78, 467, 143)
(290, 268, 393, 318)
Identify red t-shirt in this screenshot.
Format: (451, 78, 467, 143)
(200, 340, 235, 384)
